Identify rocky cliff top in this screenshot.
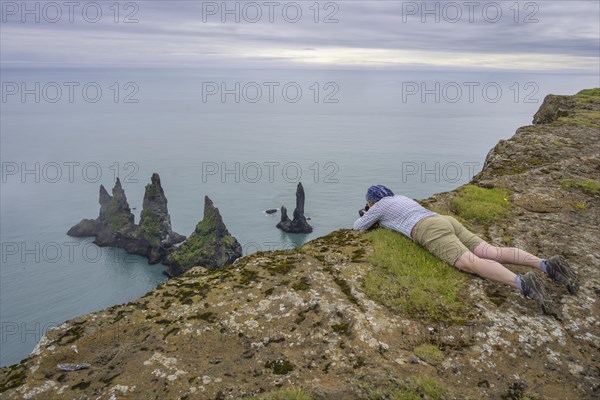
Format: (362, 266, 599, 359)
(2, 89, 599, 399)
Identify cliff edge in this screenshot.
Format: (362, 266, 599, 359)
(1, 89, 599, 399)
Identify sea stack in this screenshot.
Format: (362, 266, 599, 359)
(276, 182, 313, 234)
(165, 196, 243, 277)
(140, 173, 186, 262)
(67, 174, 185, 264)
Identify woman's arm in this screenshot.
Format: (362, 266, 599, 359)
(353, 205, 383, 231)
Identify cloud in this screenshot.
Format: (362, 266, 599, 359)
(1, 0, 598, 71)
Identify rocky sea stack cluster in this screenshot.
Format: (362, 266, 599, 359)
(67, 173, 242, 273)
(2, 89, 599, 399)
(67, 173, 186, 264)
(164, 196, 243, 277)
(277, 182, 313, 233)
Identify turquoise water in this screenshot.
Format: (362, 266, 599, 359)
(1, 67, 597, 366)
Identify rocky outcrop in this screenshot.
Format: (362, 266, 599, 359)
(67, 174, 185, 264)
(164, 196, 242, 277)
(533, 88, 599, 125)
(140, 173, 186, 262)
(533, 94, 577, 124)
(276, 182, 313, 233)
(3, 89, 599, 399)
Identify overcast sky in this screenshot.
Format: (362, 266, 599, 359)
(1, 0, 599, 72)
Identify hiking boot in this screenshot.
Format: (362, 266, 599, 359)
(520, 272, 554, 315)
(546, 255, 579, 295)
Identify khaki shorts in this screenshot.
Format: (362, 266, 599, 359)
(412, 215, 484, 265)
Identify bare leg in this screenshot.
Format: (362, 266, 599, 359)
(454, 250, 518, 287)
(472, 242, 542, 269)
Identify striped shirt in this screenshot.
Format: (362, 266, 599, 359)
(353, 195, 437, 238)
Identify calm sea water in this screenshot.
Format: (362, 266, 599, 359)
(0, 67, 596, 366)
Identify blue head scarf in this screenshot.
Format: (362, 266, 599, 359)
(366, 185, 394, 202)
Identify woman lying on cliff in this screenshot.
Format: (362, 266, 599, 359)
(353, 185, 580, 314)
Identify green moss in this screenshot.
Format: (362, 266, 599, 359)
(265, 359, 294, 375)
(258, 387, 313, 400)
(353, 356, 365, 369)
(56, 324, 85, 345)
(331, 323, 351, 335)
(99, 372, 121, 385)
(239, 269, 260, 285)
(413, 344, 444, 365)
(0, 364, 27, 393)
(450, 185, 513, 226)
(291, 277, 310, 291)
(364, 229, 471, 324)
(71, 380, 91, 390)
(560, 178, 600, 195)
(187, 312, 217, 323)
(139, 209, 163, 246)
(163, 327, 180, 339)
(167, 234, 213, 269)
(351, 248, 366, 262)
(294, 313, 306, 325)
(266, 259, 296, 275)
(145, 181, 159, 197)
(108, 213, 129, 231)
(331, 275, 359, 305)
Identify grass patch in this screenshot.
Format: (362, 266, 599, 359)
(576, 88, 600, 98)
(557, 116, 600, 128)
(450, 185, 513, 226)
(556, 100, 600, 127)
(364, 229, 471, 323)
(367, 376, 445, 400)
(560, 178, 600, 195)
(258, 387, 313, 400)
(413, 344, 444, 365)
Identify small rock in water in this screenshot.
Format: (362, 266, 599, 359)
(57, 363, 91, 372)
(265, 209, 278, 214)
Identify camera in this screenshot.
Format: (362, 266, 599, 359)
(358, 203, 370, 217)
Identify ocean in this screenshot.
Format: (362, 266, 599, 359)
(0, 66, 596, 366)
